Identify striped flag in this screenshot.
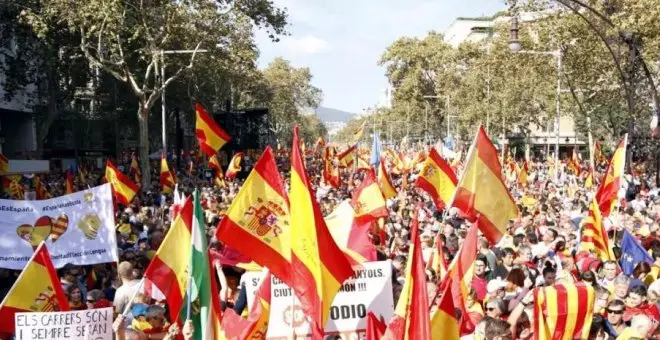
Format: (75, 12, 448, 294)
(160, 153, 175, 194)
(0, 153, 8, 174)
(195, 103, 231, 157)
(430, 282, 459, 340)
(130, 153, 141, 184)
(415, 148, 458, 210)
(351, 171, 388, 225)
(289, 126, 354, 337)
(241, 271, 272, 339)
(187, 190, 224, 339)
(449, 126, 518, 243)
(0, 242, 69, 333)
(428, 233, 448, 281)
(215, 147, 294, 290)
(33, 176, 51, 200)
(533, 282, 595, 340)
(105, 160, 139, 205)
(325, 200, 378, 265)
(518, 160, 529, 188)
(585, 169, 594, 189)
(579, 197, 614, 261)
(377, 158, 397, 199)
(595, 135, 627, 217)
(64, 168, 75, 194)
(225, 152, 243, 179)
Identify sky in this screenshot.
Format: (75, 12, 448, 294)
(255, 0, 506, 114)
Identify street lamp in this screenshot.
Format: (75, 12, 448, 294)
(508, 18, 563, 182)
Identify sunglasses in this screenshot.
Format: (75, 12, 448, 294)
(486, 307, 497, 312)
(87, 299, 96, 303)
(607, 309, 624, 315)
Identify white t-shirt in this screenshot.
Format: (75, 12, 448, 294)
(113, 280, 142, 314)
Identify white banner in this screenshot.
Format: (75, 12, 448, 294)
(266, 261, 394, 339)
(244, 269, 269, 309)
(0, 184, 118, 269)
(15, 307, 113, 340)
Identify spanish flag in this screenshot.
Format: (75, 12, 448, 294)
(130, 153, 141, 184)
(0, 153, 8, 174)
(430, 282, 459, 340)
(215, 147, 294, 289)
(241, 271, 272, 339)
(352, 120, 367, 145)
(594, 140, 607, 165)
(105, 160, 139, 205)
(579, 197, 615, 261)
(0, 242, 69, 334)
(3, 175, 24, 200)
(567, 149, 582, 175)
(160, 153, 175, 194)
(225, 152, 243, 179)
(290, 126, 354, 337)
(351, 171, 389, 225)
(195, 103, 231, 157)
(315, 136, 325, 152)
(428, 232, 448, 281)
(64, 168, 75, 194)
(595, 134, 627, 217)
(533, 282, 595, 340)
(209, 154, 222, 173)
(338, 145, 357, 168)
(325, 200, 378, 265)
(518, 160, 528, 188)
(383, 211, 431, 340)
(416, 148, 458, 210)
(449, 126, 518, 243)
(143, 197, 193, 323)
(377, 158, 397, 199)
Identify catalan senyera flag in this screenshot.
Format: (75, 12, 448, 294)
(64, 168, 75, 194)
(0, 242, 69, 334)
(215, 147, 293, 289)
(105, 160, 139, 205)
(383, 211, 431, 340)
(351, 171, 389, 225)
(0, 153, 8, 174)
(289, 126, 354, 337)
(195, 103, 231, 157)
(3, 175, 24, 200)
(449, 126, 518, 243)
(430, 281, 459, 340)
(130, 153, 141, 184)
(33, 176, 51, 200)
(579, 197, 614, 261)
(241, 271, 272, 339)
(325, 200, 378, 265)
(518, 161, 528, 188)
(377, 158, 397, 199)
(533, 282, 595, 340)
(225, 152, 243, 179)
(595, 135, 627, 217)
(416, 148, 458, 210)
(160, 153, 175, 194)
(143, 197, 193, 323)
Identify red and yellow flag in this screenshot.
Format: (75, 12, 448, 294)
(215, 147, 293, 288)
(209, 154, 222, 174)
(241, 271, 272, 339)
(225, 152, 243, 179)
(579, 197, 615, 261)
(449, 126, 518, 243)
(430, 282, 459, 340)
(585, 169, 594, 189)
(0, 242, 69, 333)
(64, 169, 75, 194)
(33, 176, 51, 200)
(160, 153, 175, 194)
(3, 175, 24, 200)
(366, 312, 387, 340)
(383, 211, 431, 340)
(130, 153, 141, 184)
(351, 171, 389, 225)
(290, 126, 354, 337)
(533, 282, 595, 340)
(195, 103, 231, 157)
(567, 149, 582, 176)
(143, 197, 193, 323)
(0, 153, 8, 174)
(416, 148, 458, 210)
(325, 200, 378, 266)
(428, 233, 448, 281)
(377, 158, 397, 199)
(594, 140, 607, 165)
(352, 120, 367, 145)
(338, 145, 357, 168)
(595, 135, 627, 217)
(105, 160, 139, 205)
(518, 160, 529, 188)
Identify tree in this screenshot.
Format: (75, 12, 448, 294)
(259, 57, 323, 144)
(21, 0, 287, 187)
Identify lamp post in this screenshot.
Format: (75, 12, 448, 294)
(509, 17, 562, 181)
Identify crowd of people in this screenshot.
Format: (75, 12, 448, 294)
(1, 145, 659, 340)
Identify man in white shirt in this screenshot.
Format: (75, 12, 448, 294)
(113, 261, 142, 315)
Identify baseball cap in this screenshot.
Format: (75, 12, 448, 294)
(487, 279, 508, 294)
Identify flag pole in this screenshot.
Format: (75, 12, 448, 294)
(185, 188, 198, 321)
(122, 278, 145, 316)
(0, 241, 47, 309)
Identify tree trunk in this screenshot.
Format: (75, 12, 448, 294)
(138, 102, 151, 188)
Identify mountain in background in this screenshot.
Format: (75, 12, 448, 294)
(315, 106, 356, 123)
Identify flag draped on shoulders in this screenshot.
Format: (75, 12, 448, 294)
(215, 147, 293, 288)
(0, 242, 69, 334)
(195, 103, 231, 157)
(105, 160, 139, 205)
(449, 126, 518, 243)
(289, 126, 354, 337)
(533, 282, 595, 340)
(415, 148, 458, 210)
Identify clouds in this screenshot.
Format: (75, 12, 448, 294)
(280, 35, 332, 55)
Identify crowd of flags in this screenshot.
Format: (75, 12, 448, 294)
(0, 99, 642, 339)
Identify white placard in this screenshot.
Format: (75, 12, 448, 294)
(266, 261, 394, 339)
(15, 307, 113, 340)
(244, 269, 269, 309)
(0, 184, 118, 269)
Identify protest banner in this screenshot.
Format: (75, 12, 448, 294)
(266, 261, 393, 339)
(0, 184, 118, 269)
(244, 269, 269, 308)
(14, 307, 113, 340)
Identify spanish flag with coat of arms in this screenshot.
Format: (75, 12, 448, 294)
(0, 242, 69, 334)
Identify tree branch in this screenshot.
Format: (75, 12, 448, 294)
(162, 42, 203, 89)
(80, 29, 127, 82)
(636, 51, 660, 114)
